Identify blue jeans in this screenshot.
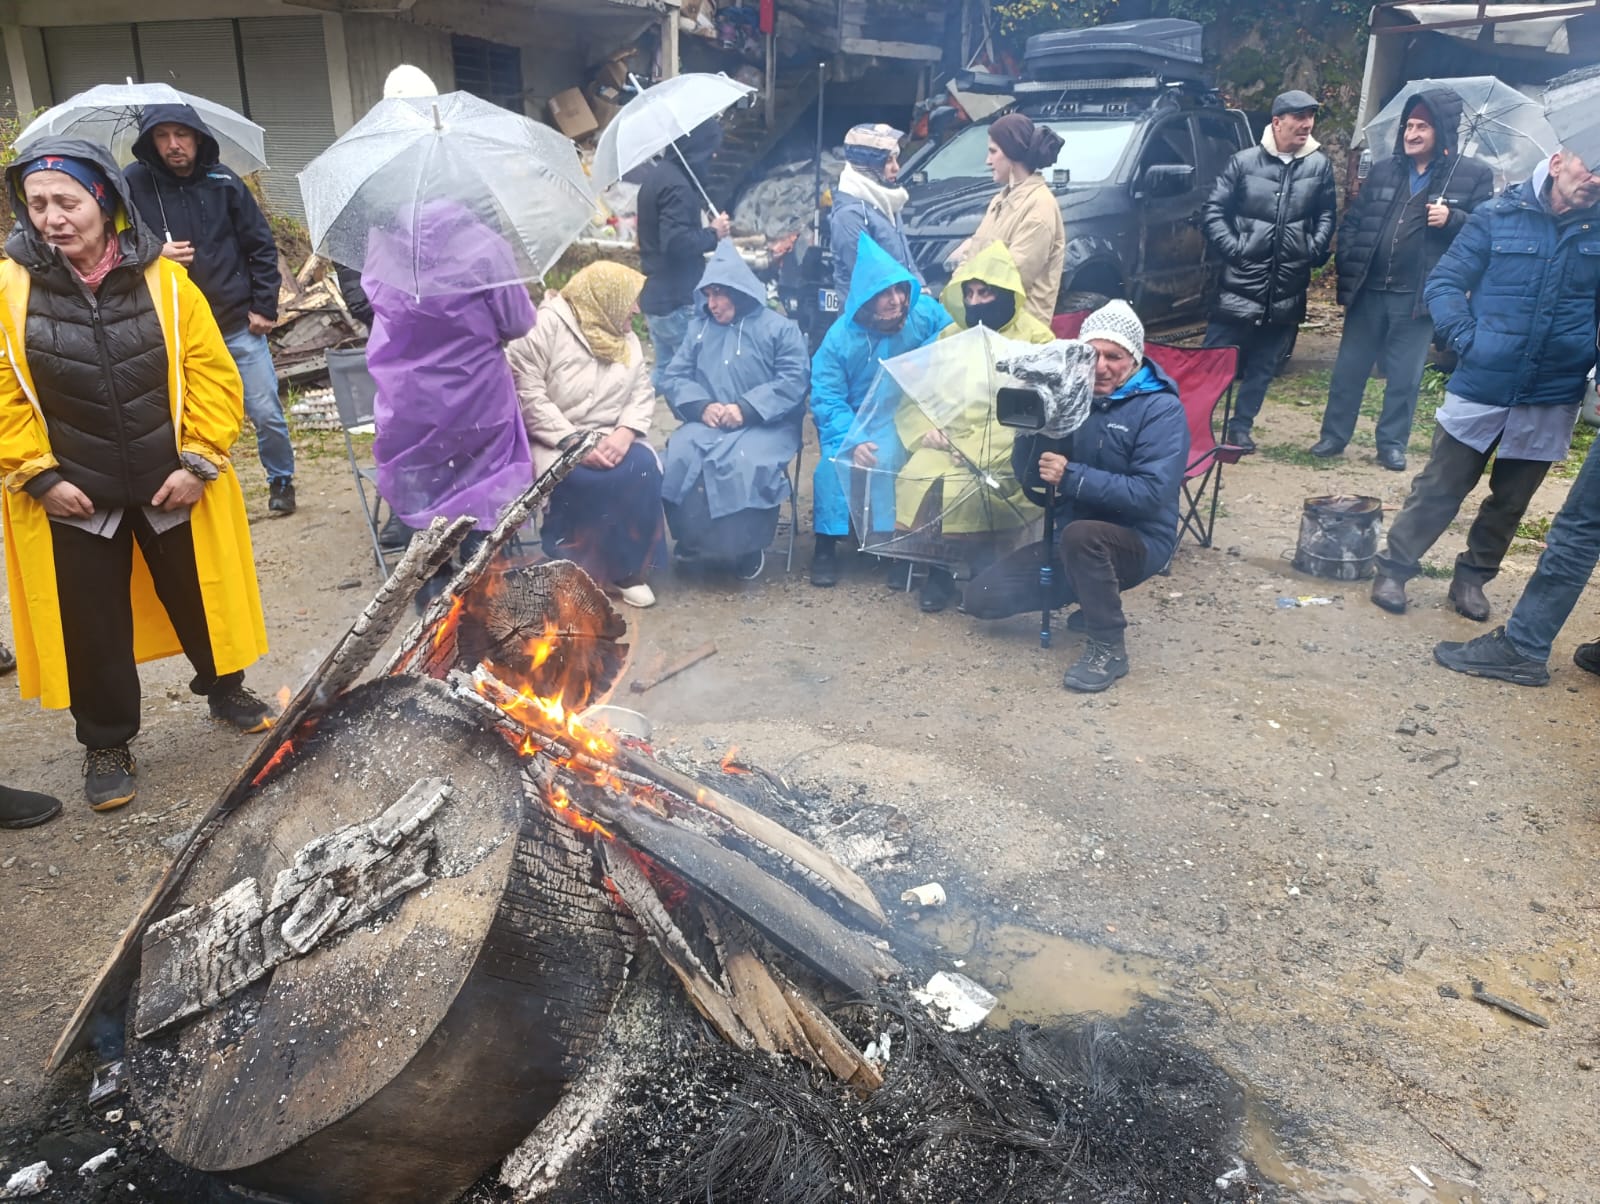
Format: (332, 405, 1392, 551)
(222, 328, 295, 485)
(1320, 289, 1434, 455)
(645, 305, 695, 394)
(1505, 434, 1600, 663)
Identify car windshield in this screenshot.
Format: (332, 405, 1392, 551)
(917, 119, 1137, 185)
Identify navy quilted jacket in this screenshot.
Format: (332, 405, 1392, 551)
(1424, 175, 1600, 408)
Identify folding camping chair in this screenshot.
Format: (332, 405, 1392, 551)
(326, 346, 394, 576)
(1049, 312, 1244, 548)
(777, 442, 803, 572)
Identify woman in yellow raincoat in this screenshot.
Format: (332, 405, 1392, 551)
(892, 241, 1051, 612)
(0, 139, 270, 812)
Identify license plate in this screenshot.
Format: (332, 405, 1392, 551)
(817, 288, 842, 313)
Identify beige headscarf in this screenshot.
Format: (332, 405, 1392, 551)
(561, 262, 645, 365)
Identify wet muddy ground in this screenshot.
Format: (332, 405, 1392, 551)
(3, 355, 1598, 1203)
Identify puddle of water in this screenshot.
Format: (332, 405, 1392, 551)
(918, 914, 1164, 1023)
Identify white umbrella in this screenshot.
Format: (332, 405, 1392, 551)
(592, 72, 755, 210)
(297, 90, 594, 298)
(1363, 77, 1557, 189)
(14, 82, 268, 175)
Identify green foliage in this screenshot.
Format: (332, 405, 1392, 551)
(0, 108, 45, 170)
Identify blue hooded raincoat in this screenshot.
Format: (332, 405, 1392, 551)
(660, 243, 811, 529)
(810, 234, 951, 536)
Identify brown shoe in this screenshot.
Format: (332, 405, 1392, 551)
(1448, 577, 1490, 622)
(1370, 575, 1407, 614)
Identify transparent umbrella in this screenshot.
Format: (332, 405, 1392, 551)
(829, 325, 1094, 570)
(1542, 65, 1600, 170)
(14, 82, 268, 175)
(592, 72, 755, 209)
(297, 91, 594, 297)
(1363, 76, 1556, 190)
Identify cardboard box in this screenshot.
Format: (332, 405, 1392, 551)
(596, 55, 630, 91)
(585, 82, 624, 132)
(548, 87, 598, 140)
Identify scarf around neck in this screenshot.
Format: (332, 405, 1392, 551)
(71, 233, 122, 291)
(837, 164, 910, 218)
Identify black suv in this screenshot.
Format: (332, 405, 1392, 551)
(900, 20, 1250, 327)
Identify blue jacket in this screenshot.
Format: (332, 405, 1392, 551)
(124, 103, 279, 336)
(829, 191, 921, 294)
(1424, 171, 1600, 408)
(809, 234, 951, 536)
(1012, 361, 1189, 579)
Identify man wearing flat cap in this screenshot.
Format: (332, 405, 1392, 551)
(1201, 89, 1338, 451)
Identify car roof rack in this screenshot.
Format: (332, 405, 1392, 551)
(1023, 18, 1206, 85)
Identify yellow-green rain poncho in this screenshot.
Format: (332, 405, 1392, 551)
(893, 241, 1052, 533)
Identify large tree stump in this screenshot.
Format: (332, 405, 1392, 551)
(126, 676, 635, 1204)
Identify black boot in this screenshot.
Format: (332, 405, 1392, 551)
(1064, 637, 1130, 693)
(84, 746, 137, 812)
(810, 536, 838, 588)
(208, 682, 277, 734)
(919, 567, 959, 613)
(0, 642, 13, 675)
(268, 479, 297, 516)
(0, 783, 61, 829)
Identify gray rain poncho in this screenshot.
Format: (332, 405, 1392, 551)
(660, 243, 810, 556)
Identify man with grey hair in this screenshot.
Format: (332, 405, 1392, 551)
(1370, 145, 1600, 621)
(1201, 89, 1337, 451)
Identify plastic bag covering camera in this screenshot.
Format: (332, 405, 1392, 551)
(994, 339, 1098, 439)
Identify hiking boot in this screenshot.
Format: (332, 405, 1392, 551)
(1308, 437, 1345, 458)
(1224, 423, 1256, 453)
(810, 541, 838, 588)
(1447, 576, 1490, 622)
(0, 642, 14, 676)
(883, 557, 911, 591)
(268, 480, 297, 516)
(1376, 447, 1407, 472)
(84, 746, 137, 812)
(1433, 626, 1550, 686)
(1063, 637, 1130, 693)
(209, 683, 277, 734)
(736, 549, 765, 581)
(919, 568, 959, 613)
(1370, 575, 1407, 614)
(1573, 638, 1600, 678)
(0, 783, 62, 829)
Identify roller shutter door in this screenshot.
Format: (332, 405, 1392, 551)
(43, 24, 138, 102)
(238, 16, 336, 219)
(137, 20, 245, 113)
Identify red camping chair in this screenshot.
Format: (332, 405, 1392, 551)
(1050, 312, 1243, 548)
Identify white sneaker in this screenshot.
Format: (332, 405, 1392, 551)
(617, 583, 656, 608)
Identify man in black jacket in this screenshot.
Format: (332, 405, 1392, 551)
(1312, 90, 1493, 470)
(124, 104, 296, 515)
(638, 118, 732, 391)
(1202, 90, 1338, 451)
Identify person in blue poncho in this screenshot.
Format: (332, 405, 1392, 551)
(660, 243, 811, 580)
(965, 302, 1189, 694)
(809, 233, 951, 587)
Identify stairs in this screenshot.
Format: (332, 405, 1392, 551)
(702, 64, 824, 210)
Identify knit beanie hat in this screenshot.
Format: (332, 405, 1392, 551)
(20, 155, 118, 216)
(843, 123, 904, 175)
(1079, 300, 1144, 366)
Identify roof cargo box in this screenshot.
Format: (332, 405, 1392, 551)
(1024, 19, 1204, 83)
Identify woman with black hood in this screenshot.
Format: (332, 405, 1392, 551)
(0, 139, 272, 812)
(637, 118, 734, 391)
(948, 113, 1067, 323)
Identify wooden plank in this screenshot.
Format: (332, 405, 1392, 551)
(839, 36, 943, 61)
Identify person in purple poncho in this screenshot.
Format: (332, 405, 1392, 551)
(363, 199, 536, 601)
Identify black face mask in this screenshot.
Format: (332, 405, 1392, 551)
(963, 291, 1016, 332)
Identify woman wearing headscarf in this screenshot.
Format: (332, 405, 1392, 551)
(0, 140, 271, 812)
(949, 113, 1067, 324)
(829, 123, 921, 293)
(508, 262, 666, 608)
(660, 242, 810, 579)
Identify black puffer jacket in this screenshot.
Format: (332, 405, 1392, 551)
(638, 120, 722, 316)
(1202, 129, 1338, 326)
(6, 138, 175, 509)
(1334, 89, 1496, 308)
(124, 103, 279, 336)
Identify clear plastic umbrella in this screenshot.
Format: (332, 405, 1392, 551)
(297, 91, 594, 298)
(592, 72, 755, 207)
(1362, 76, 1557, 190)
(1543, 65, 1600, 170)
(14, 82, 268, 175)
(830, 325, 1094, 569)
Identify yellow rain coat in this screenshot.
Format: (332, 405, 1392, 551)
(893, 242, 1051, 534)
(0, 256, 269, 711)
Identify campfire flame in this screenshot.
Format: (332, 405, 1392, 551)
(720, 746, 750, 775)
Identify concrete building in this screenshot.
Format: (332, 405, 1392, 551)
(0, 0, 680, 215)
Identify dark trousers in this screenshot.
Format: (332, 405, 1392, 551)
(51, 510, 235, 751)
(1319, 289, 1434, 455)
(1376, 426, 1552, 585)
(1204, 318, 1297, 432)
(964, 519, 1149, 641)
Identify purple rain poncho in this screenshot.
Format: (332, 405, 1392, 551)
(363, 202, 537, 528)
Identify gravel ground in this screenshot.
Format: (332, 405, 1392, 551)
(3, 352, 1598, 1204)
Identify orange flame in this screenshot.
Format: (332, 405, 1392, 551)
(432, 595, 465, 651)
(251, 739, 295, 787)
(274, 685, 293, 712)
(720, 746, 750, 775)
